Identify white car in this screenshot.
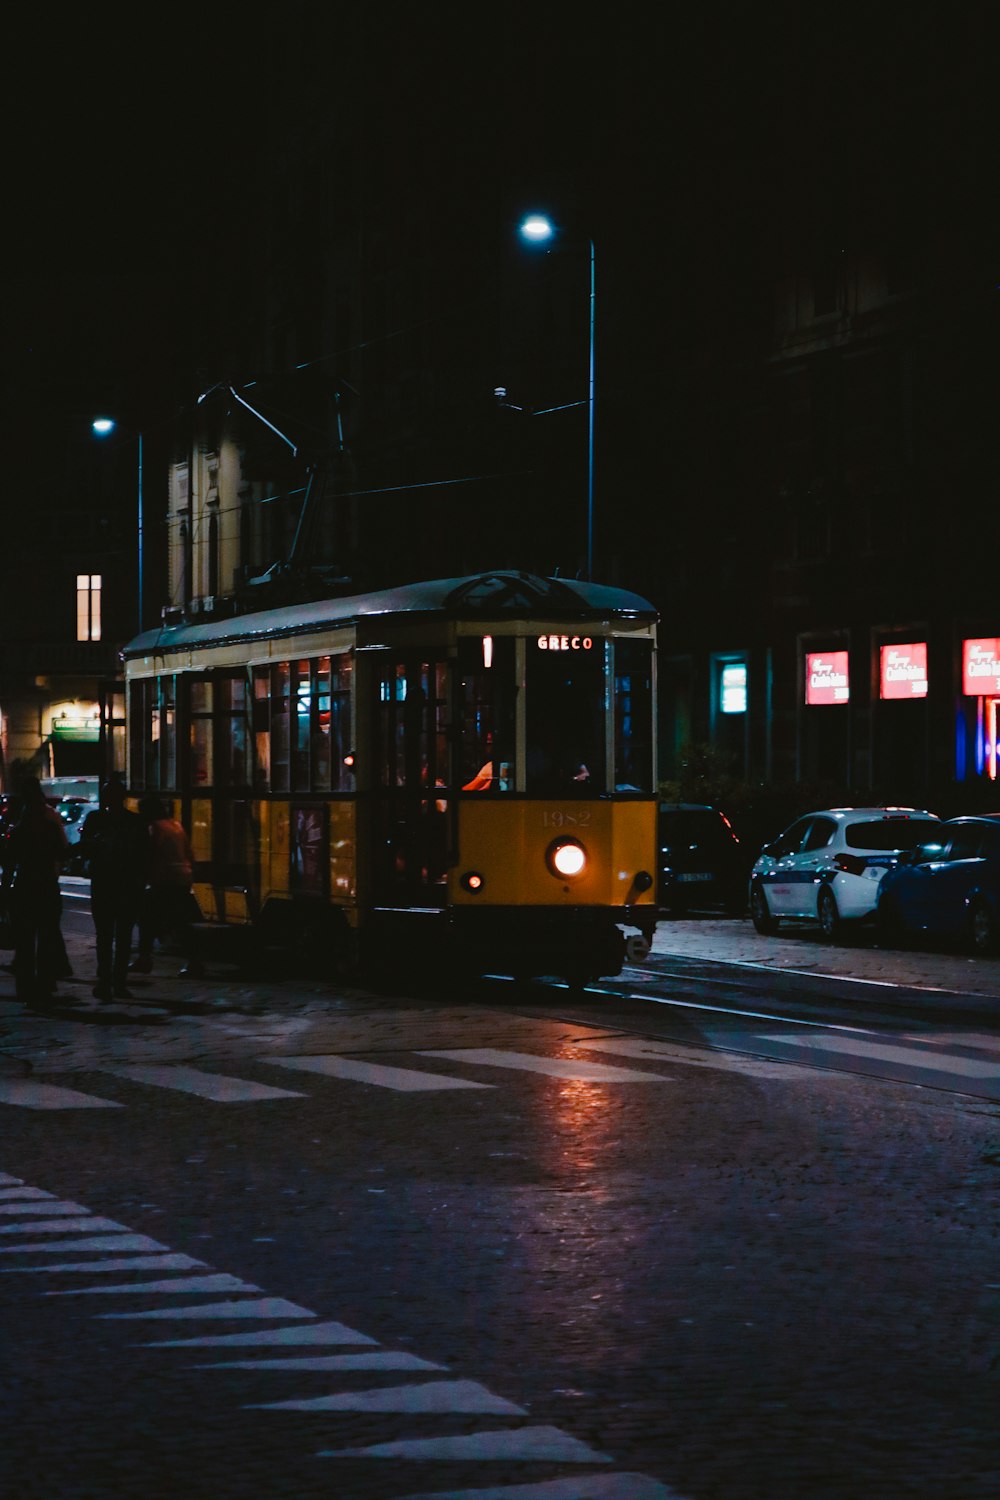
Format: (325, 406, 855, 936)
(748, 807, 942, 940)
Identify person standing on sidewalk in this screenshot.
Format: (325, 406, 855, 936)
(1, 777, 69, 1004)
(79, 777, 149, 1001)
(133, 795, 202, 977)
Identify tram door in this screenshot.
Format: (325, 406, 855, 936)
(374, 657, 451, 905)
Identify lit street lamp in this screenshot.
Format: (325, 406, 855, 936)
(92, 418, 144, 633)
(518, 213, 596, 581)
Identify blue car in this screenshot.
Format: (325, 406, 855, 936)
(876, 815, 1000, 953)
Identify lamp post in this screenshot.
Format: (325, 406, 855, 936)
(518, 214, 596, 581)
(92, 418, 143, 633)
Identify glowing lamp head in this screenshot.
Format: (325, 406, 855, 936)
(92, 418, 116, 436)
(519, 214, 555, 244)
(547, 838, 587, 879)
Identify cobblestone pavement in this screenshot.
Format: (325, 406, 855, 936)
(0, 898, 998, 1498)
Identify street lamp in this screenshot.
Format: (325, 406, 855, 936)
(518, 213, 596, 581)
(92, 417, 144, 633)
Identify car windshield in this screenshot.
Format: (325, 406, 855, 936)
(660, 812, 730, 845)
(845, 818, 940, 851)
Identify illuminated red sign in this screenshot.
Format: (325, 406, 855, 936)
(880, 643, 928, 700)
(963, 638, 1000, 696)
(805, 651, 849, 705)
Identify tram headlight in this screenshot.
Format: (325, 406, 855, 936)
(546, 838, 587, 879)
(460, 870, 485, 892)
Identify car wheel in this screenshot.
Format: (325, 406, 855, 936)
(750, 882, 778, 935)
(817, 886, 841, 942)
(969, 898, 998, 955)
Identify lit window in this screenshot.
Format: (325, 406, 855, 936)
(76, 574, 102, 642)
(720, 663, 747, 714)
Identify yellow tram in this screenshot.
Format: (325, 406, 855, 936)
(121, 570, 658, 982)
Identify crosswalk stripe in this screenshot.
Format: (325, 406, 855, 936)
(318, 1426, 612, 1463)
(97, 1064, 306, 1102)
(0, 1234, 171, 1254)
(0, 1187, 56, 1201)
(252, 1379, 525, 1415)
(0, 1201, 93, 1217)
(400, 1474, 684, 1499)
(264, 1055, 494, 1092)
(45, 1273, 260, 1297)
(0, 1217, 129, 1236)
(761, 1033, 1000, 1077)
(2, 1254, 208, 1274)
(99, 1297, 317, 1321)
(197, 1352, 443, 1372)
(144, 1319, 376, 1347)
(901, 1032, 1000, 1054)
(0, 1081, 123, 1109)
(419, 1048, 672, 1083)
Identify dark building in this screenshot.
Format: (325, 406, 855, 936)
(19, 11, 992, 820)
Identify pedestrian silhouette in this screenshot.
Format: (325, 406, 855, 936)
(79, 777, 149, 1001)
(134, 794, 201, 976)
(1, 777, 69, 1004)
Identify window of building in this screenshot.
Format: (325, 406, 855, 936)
(76, 574, 101, 641)
(720, 662, 747, 714)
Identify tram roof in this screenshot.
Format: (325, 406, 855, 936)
(122, 570, 657, 660)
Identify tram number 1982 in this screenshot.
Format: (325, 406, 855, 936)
(541, 809, 592, 829)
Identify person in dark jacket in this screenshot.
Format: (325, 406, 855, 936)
(79, 777, 149, 1001)
(2, 777, 70, 1003)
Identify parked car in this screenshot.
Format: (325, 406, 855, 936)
(875, 815, 1000, 953)
(659, 802, 747, 915)
(749, 807, 942, 940)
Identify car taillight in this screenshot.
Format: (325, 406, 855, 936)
(833, 853, 868, 875)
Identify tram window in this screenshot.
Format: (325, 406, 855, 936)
(271, 664, 291, 791)
(526, 637, 606, 795)
(217, 676, 250, 788)
(458, 636, 515, 792)
(145, 680, 160, 789)
(252, 670, 270, 790)
(160, 676, 177, 789)
(327, 656, 353, 792)
(613, 639, 654, 792)
(129, 680, 152, 790)
(189, 679, 213, 788)
(293, 661, 311, 791)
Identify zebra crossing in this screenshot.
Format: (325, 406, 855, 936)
(0, 1171, 683, 1499)
(2, 1023, 1000, 1108)
(0, 1046, 675, 1111)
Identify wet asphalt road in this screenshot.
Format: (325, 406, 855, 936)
(1, 900, 998, 1499)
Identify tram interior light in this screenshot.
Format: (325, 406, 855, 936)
(482, 634, 493, 669)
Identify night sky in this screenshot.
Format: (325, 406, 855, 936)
(2, 6, 993, 555)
